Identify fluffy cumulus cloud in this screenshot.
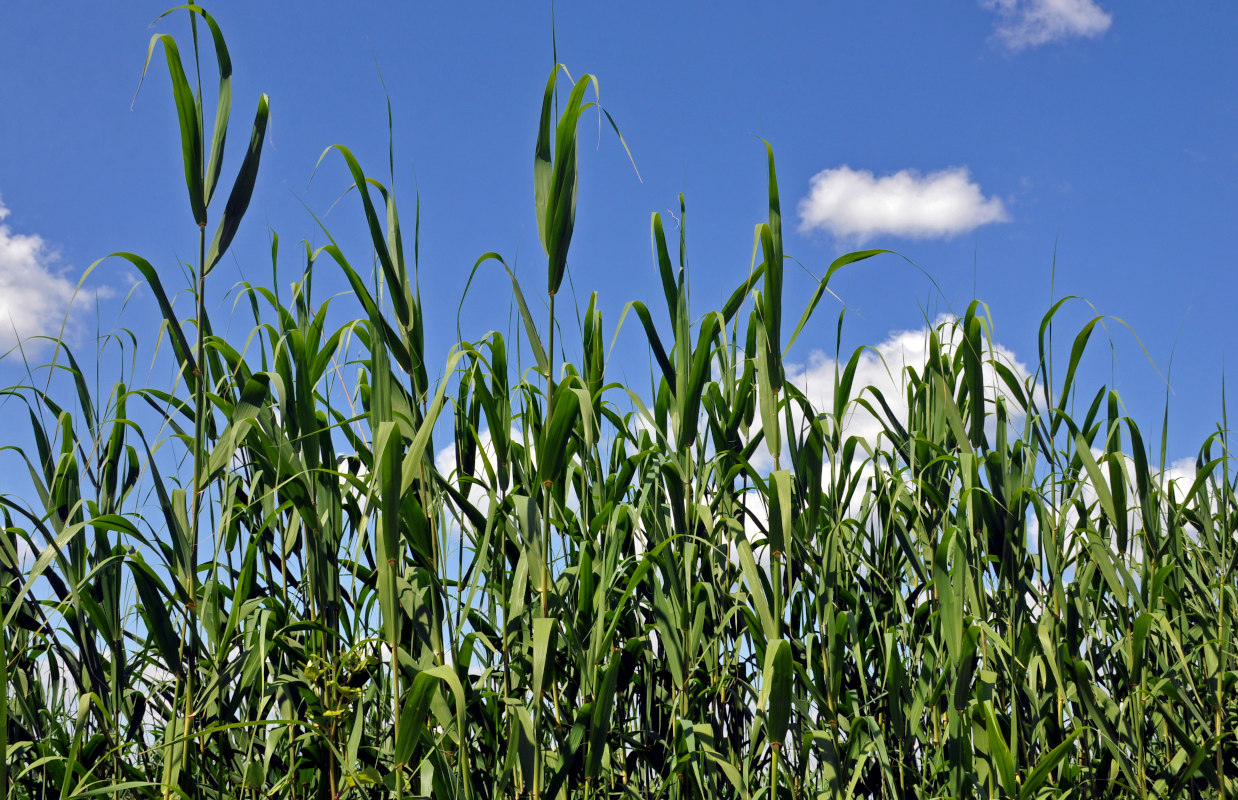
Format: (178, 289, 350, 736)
(745, 314, 1036, 481)
(797, 166, 1008, 244)
(434, 427, 531, 523)
(982, 0, 1112, 50)
(783, 314, 1034, 448)
(1066, 450, 1199, 562)
(0, 195, 82, 352)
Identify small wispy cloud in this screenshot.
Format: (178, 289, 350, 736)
(982, 0, 1112, 51)
(0, 194, 87, 353)
(797, 166, 1008, 244)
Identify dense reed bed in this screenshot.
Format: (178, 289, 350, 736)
(2, 8, 1235, 799)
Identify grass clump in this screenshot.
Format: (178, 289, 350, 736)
(2, 8, 1235, 800)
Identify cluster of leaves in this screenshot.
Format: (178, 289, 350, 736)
(2, 7, 1235, 799)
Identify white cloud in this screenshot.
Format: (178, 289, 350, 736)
(797, 166, 1008, 244)
(434, 426, 536, 554)
(784, 314, 1034, 447)
(982, 0, 1112, 51)
(434, 427, 523, 512)
(0, 195, 86, 352)
(742, 315, 1038, 531)
(1064, 450, 1200, 564)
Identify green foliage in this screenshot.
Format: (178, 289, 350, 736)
(2, 8, 1236, 800)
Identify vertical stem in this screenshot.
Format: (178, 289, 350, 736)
(1219, 581, 1227, 800)
(770, 742, 780, 800)
(771, 552, 783, 641)
(541, 290, 556, 619)
(329, 746, 338, 800)
(547, 292, 556, 400)
(191, 226, 207, 589)
(500, 536, 512, 787)
(0, 624, 8, 799)
(534, 289, 557, 800)
(1219, 437, 1231, 800)
(172, 221, 208, 800)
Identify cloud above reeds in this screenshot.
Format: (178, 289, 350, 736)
(784, 314, 1034, 446)
(748, 314, 1039, 477)
(0, 194, 82, 352)
(796, 166, 1008, 244)
(982, 0, 1112, 51)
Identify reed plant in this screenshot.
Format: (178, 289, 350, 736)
(1, 8, 1235, 799)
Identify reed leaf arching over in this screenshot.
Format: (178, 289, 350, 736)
(1, 8, 1235, 800)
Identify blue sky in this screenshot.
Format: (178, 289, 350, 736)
(1, 1, 1236, 463)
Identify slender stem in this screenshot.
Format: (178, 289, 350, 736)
(189, 222, 208, 589)
(0, 624, 8, 798)
(769, 741, 780, 800)
(547, 291, 556, 400)
(533, 289, 556, 800)
(172, 221, 208, 800)
(541, 290, 556, 620)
